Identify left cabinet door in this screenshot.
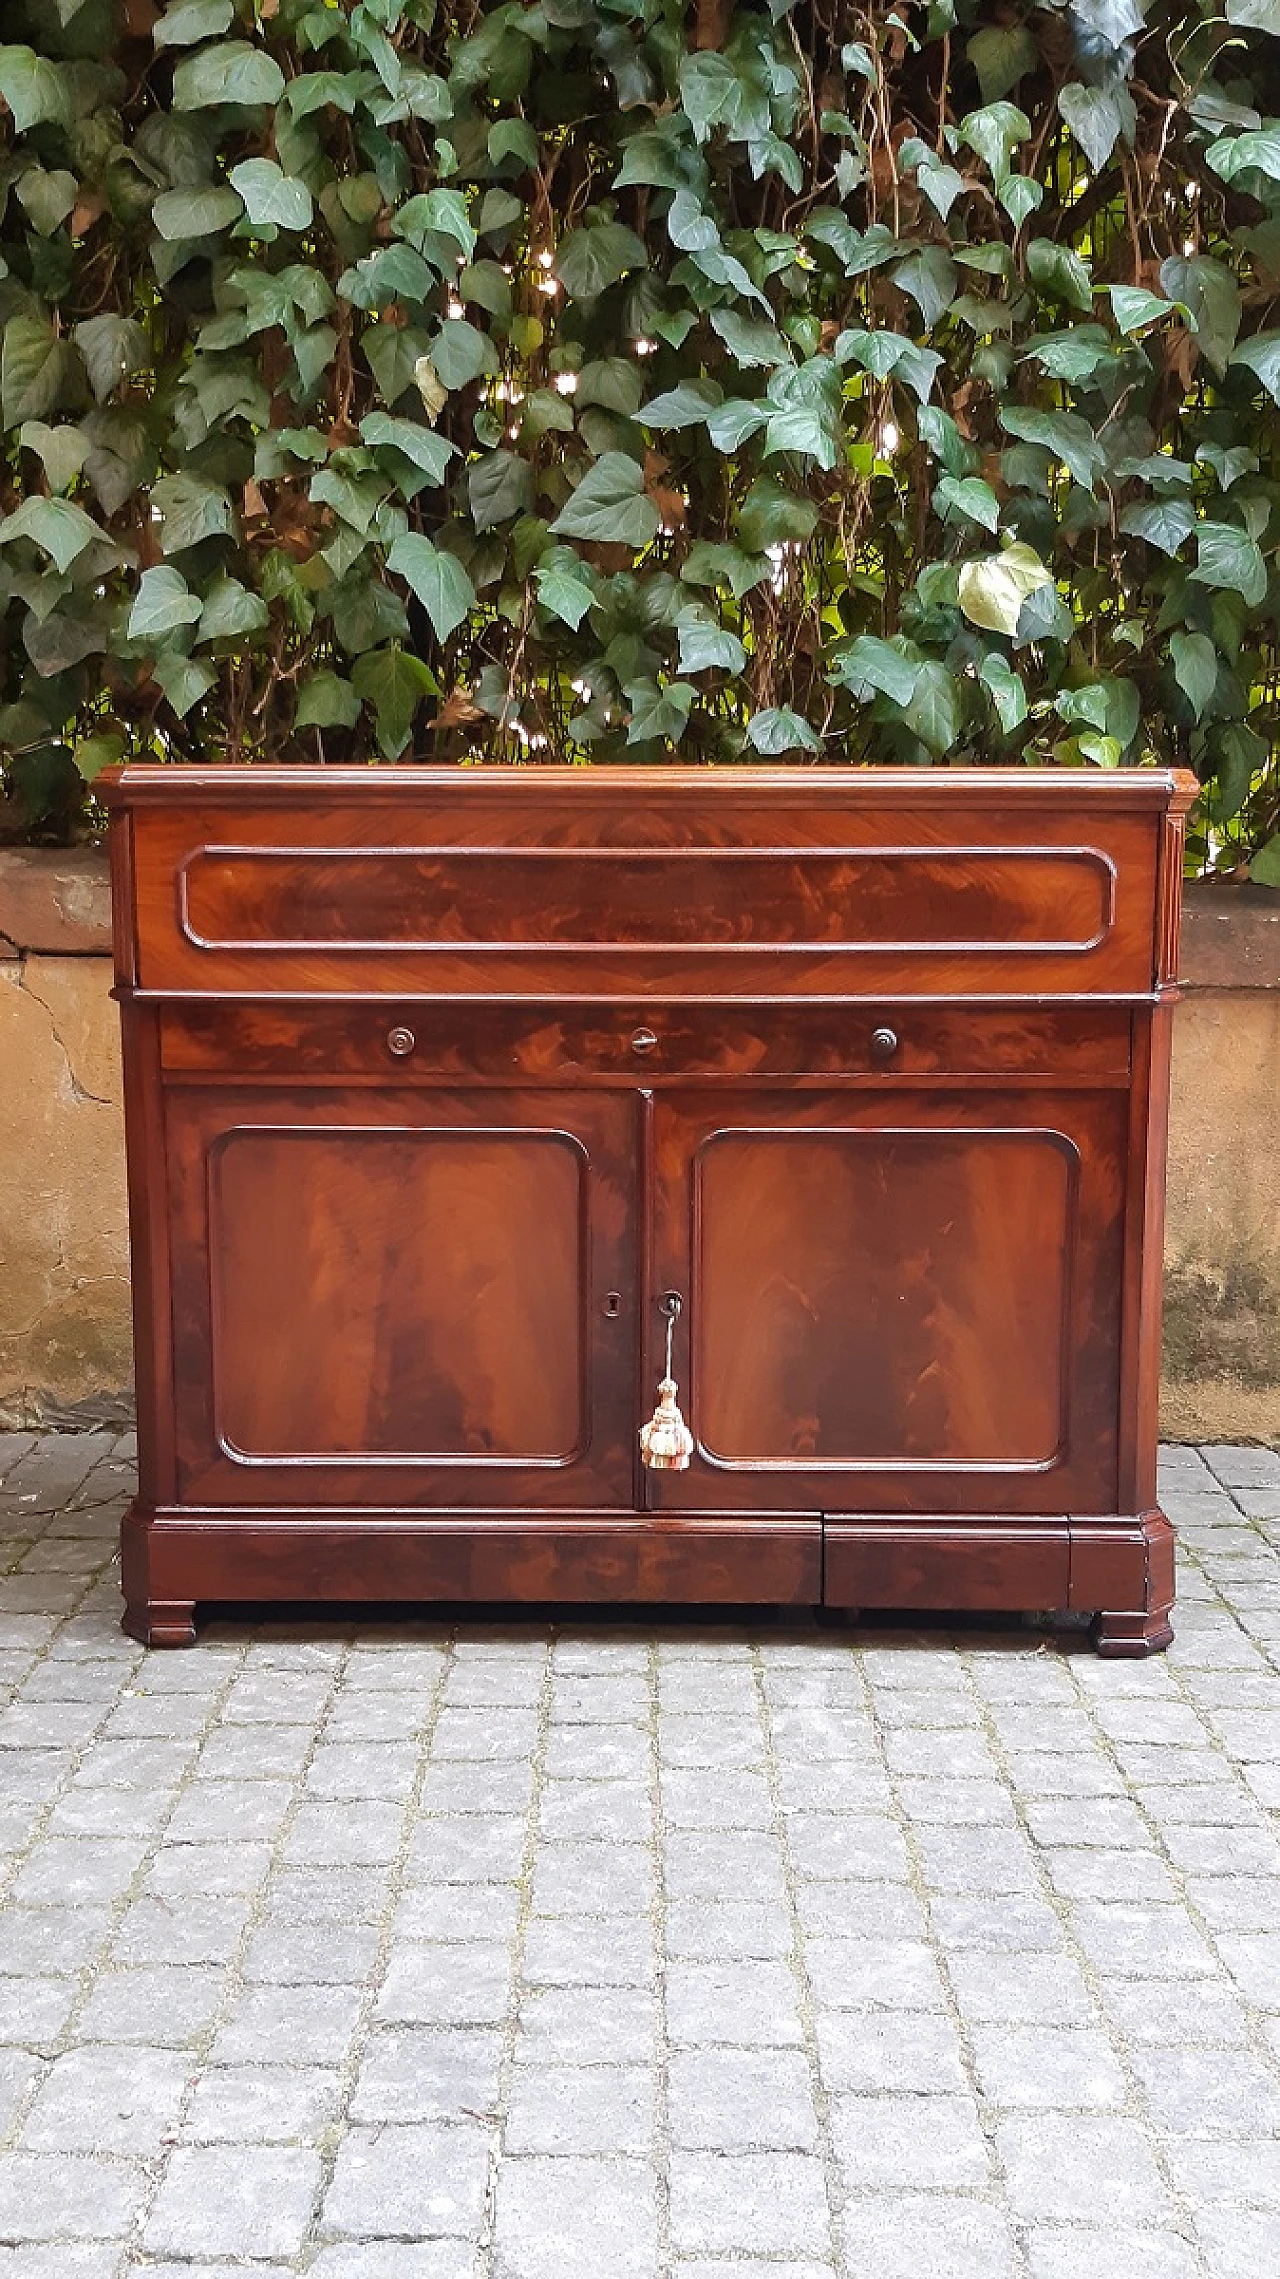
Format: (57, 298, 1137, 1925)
(164, 1085, 638, 1510)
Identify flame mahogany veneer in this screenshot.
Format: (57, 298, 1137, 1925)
(103, 764, 1196, 1653)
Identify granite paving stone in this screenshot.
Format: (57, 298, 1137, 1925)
(0, 1423, 1278, 2273)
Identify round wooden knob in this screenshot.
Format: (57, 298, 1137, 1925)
(386, 1026, 416, 1058)
(870, 1026, 899, 1061)
(631, 1027, 658, 1054)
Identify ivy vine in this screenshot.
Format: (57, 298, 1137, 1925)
(1, 0, 1279, 877)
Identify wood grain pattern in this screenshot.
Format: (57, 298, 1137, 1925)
(165, 1086, 637, 1510)
(647, 1086, 1126, 1515)
(104, 765, 1195, 1651)
(158, 1001, 1133, 1086)
(112, 770, 1170, 999)
(179, 843, 1115, 952)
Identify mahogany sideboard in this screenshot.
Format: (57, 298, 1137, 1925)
(103, 763, 1195, 1652)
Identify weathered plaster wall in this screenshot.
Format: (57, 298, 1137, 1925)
(1162, 888, 1280, 1446)
(0, 852, 1276, 1441)
(0, 852, 131, 1429)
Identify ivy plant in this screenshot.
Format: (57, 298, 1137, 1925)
(1, 0, 1279, 879)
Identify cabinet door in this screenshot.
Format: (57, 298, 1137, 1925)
(165, 1086, 637, 1508)
(648, 1088, 1126, 1515)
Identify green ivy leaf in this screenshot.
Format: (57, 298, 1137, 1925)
(73, 316, 148, 404)
(198, 574, 268, 642)
(893, 247, 958, 329)
(676, 610, 747, 675)
(555, 221, 648, 301)
(351, 643, 435, 758)
(229, 160, 313, 233)
(153, 0, 233, 47)
(828, 635, 922, 706)
(2, 317, 75, 431)
(468, 450, 534, 531)
(1058, 81, 1129, 170)
(934, 476, 1000, 533)
(1026, 239, 1094, 315)
(171, 41, 286, 110)
(979, 652, 1028, 732)
(535, 553, 596, 630)
(18, 422, 89, 495)
(72, 729, 125, 782)
(17, 168, 77, 237)
(746, 706, 820, 754)
(1210, 720, 1266, 822)
(999, 405, 1104, 492)
(1252, 832, 1280, 885)
(736, 477, 818, 551)
(1056, 678, 1140, 748)
(958, 101, 1031, 185)
(127, 564, 203, 641)
(709, 310, 792, 368)
(1110, 286, 1175, 334)
(707, 400, 768, 453)
(429, 320, 499, 391)
(1118, 497, 1196, 555)
(1159, 255, 1240, 376)
(153, 653, 216, 718)
(550, 454, 661, 548)
(1192, 522, 1269, 608)
(296, 671, 362, 730)
(0, 45, 73, 134)
(0, 495, 102, 572)
(152, 186, 244, 241)
(1230, 332, 1280, 405)
(642, 381, 723, 430)
(624, 677, 696, 745)
(1170, 631, 1218, 721)
(385, 533, 476, 643)
(681, 542, 770, 601)
(152, 473, 234, 554)
(969, 23, 1038, 101)
(359, 415, 455, 485)
(902, 661, 962, 755)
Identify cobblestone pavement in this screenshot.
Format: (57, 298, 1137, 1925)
(1, 1433, 1279, 2277)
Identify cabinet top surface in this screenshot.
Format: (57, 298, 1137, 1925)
(102, 763, 1197, 814)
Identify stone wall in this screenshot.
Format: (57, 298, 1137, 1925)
(0, 848, 1276, 1441)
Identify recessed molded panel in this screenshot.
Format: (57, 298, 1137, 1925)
(648, 1088, 1126, 1516)
(210, 1127, 585, 1463)
(180, 844, 1114, 954)
(693, 1127, 1074, 1468)
(165, 1087, 637, 1509)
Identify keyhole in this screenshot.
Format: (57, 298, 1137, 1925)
(602, 1292, 622, 1319)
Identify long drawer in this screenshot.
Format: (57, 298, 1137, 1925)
(119, 776, 1168, 999)
(159, 1001, 1132, 1084)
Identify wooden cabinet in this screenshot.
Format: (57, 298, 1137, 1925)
(104, 764, 1194, 1652)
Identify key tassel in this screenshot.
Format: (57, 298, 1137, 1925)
(640, 1376, 694, 1471)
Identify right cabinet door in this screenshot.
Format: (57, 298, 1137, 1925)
(649, 1087, 1128, 1516)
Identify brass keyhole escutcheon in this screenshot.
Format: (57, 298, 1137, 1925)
(639, 1292, 694, 1471)
(602, 1292, 622, 1319)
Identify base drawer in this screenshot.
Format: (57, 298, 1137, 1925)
(824, 1520, 1071, 1609)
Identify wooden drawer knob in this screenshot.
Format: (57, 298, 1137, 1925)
(870, 1026, 899, 1061)
(386, 1025, 417, 1058)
